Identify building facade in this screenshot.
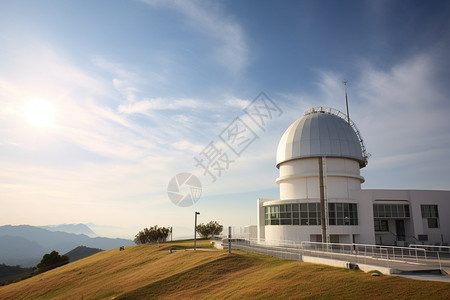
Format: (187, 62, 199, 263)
(257, 107, 450, 246)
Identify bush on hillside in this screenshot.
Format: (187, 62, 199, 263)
(134, 225, 170, 244)
(36, 250, 69, 272)
(196, 221, 223, 238)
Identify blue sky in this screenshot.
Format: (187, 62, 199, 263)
(1, 0, 449, 239)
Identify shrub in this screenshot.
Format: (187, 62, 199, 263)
(134, 225, 170, 244)
(196, 221, 223, 239)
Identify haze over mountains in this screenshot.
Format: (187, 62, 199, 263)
(39, 224, 97, 237)
(0, 225, 134, 267)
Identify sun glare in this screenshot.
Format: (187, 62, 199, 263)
(23, 99, 56, 128)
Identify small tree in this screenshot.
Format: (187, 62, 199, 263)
(196, 221, 223, 239)
(36, 250, 69, 272)
(134, 225, 170, 244)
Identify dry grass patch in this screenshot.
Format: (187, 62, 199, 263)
(0, 242, 449, 300)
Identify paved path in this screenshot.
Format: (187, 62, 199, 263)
(231, 243, 450, 282)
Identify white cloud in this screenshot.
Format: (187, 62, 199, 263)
(118, 97, 200, 114)
(294, 54, 450, 189)
(224, 96, 251, 109)
(141, 0, 249, 73)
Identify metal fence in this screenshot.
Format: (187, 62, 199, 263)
(301, 241, 429, 269)
(225, 238, 445, 272)
(230, 239, 303, 261)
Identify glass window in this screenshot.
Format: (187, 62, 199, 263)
(328, 203, 336, 226)
(328, 203, 335, 212)
(427, 218, 439, 228)
(281, 219, 291, 225)
(379, 205, 385, 218)
(374, 220, 389, 232)
(421, 205, 439, 228)
(328, 203, 358, 225)
(264, 203, 357, 226)
(300, 203, 307, 211)
(280, 212, 291, 219)
(421, 205, 438, 218)
(373, 204, 409, 219)
(391, 205, 398, 218)
(385, 205, 391, 218)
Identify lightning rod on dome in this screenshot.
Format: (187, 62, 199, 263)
(343, 79, 350, 124)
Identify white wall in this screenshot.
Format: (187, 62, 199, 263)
(258, 156, 450, 246)
(277, 157, 363, 200)
(410, 190, 450, 244)
(355, 189, 450, 245)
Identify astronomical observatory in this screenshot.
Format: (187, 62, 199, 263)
(257, 107, 450, 246)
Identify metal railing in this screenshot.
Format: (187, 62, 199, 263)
(409, 244, 450, 252)
(300, 241, 431, 269)
(229, 239, 303, 261)
(304, 106, 370, 167)
(225, 238, 445, 272)
(409, 244, 450, 271)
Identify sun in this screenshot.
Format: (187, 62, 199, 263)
(23, 99, 56, 128)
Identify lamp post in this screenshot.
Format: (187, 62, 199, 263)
(194, 211, 200, 250)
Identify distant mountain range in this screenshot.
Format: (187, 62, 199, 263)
(39, 224, 97, 237)
(0, 225, 134, 267)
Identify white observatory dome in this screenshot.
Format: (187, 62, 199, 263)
(276, 107, 368, 168)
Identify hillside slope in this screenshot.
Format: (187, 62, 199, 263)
(0, 240, 449, 300)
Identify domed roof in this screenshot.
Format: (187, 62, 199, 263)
(276, 107, 368, 168)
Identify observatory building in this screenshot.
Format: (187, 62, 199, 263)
(257, 107, 450, 246)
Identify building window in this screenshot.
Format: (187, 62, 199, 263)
(373, 204, 410, 219)
(374, 220, 389, 232)
(328, 203, 358, 225)
(421, 205, 439, 228)
(264, 203, 357, 226)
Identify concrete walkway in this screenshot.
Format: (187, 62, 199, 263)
(231, 243, 450, 282)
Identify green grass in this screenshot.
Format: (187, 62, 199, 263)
(0, 240, 449, 299)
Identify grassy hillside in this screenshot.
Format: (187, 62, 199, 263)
(0, 240, 449, 300)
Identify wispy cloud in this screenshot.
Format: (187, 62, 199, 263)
(140, 0, 249, 73)
(224, 95, 251, 109)
(118, 97, 200, 114)
(288, 53, 450, 189)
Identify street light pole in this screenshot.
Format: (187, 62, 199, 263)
(194, 211, 200, 250)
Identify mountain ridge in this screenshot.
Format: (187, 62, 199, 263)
(0, 225, 133, 267)
(40, 223, 97, 237)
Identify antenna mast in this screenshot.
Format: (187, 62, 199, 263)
(343, 80, 350, 124)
